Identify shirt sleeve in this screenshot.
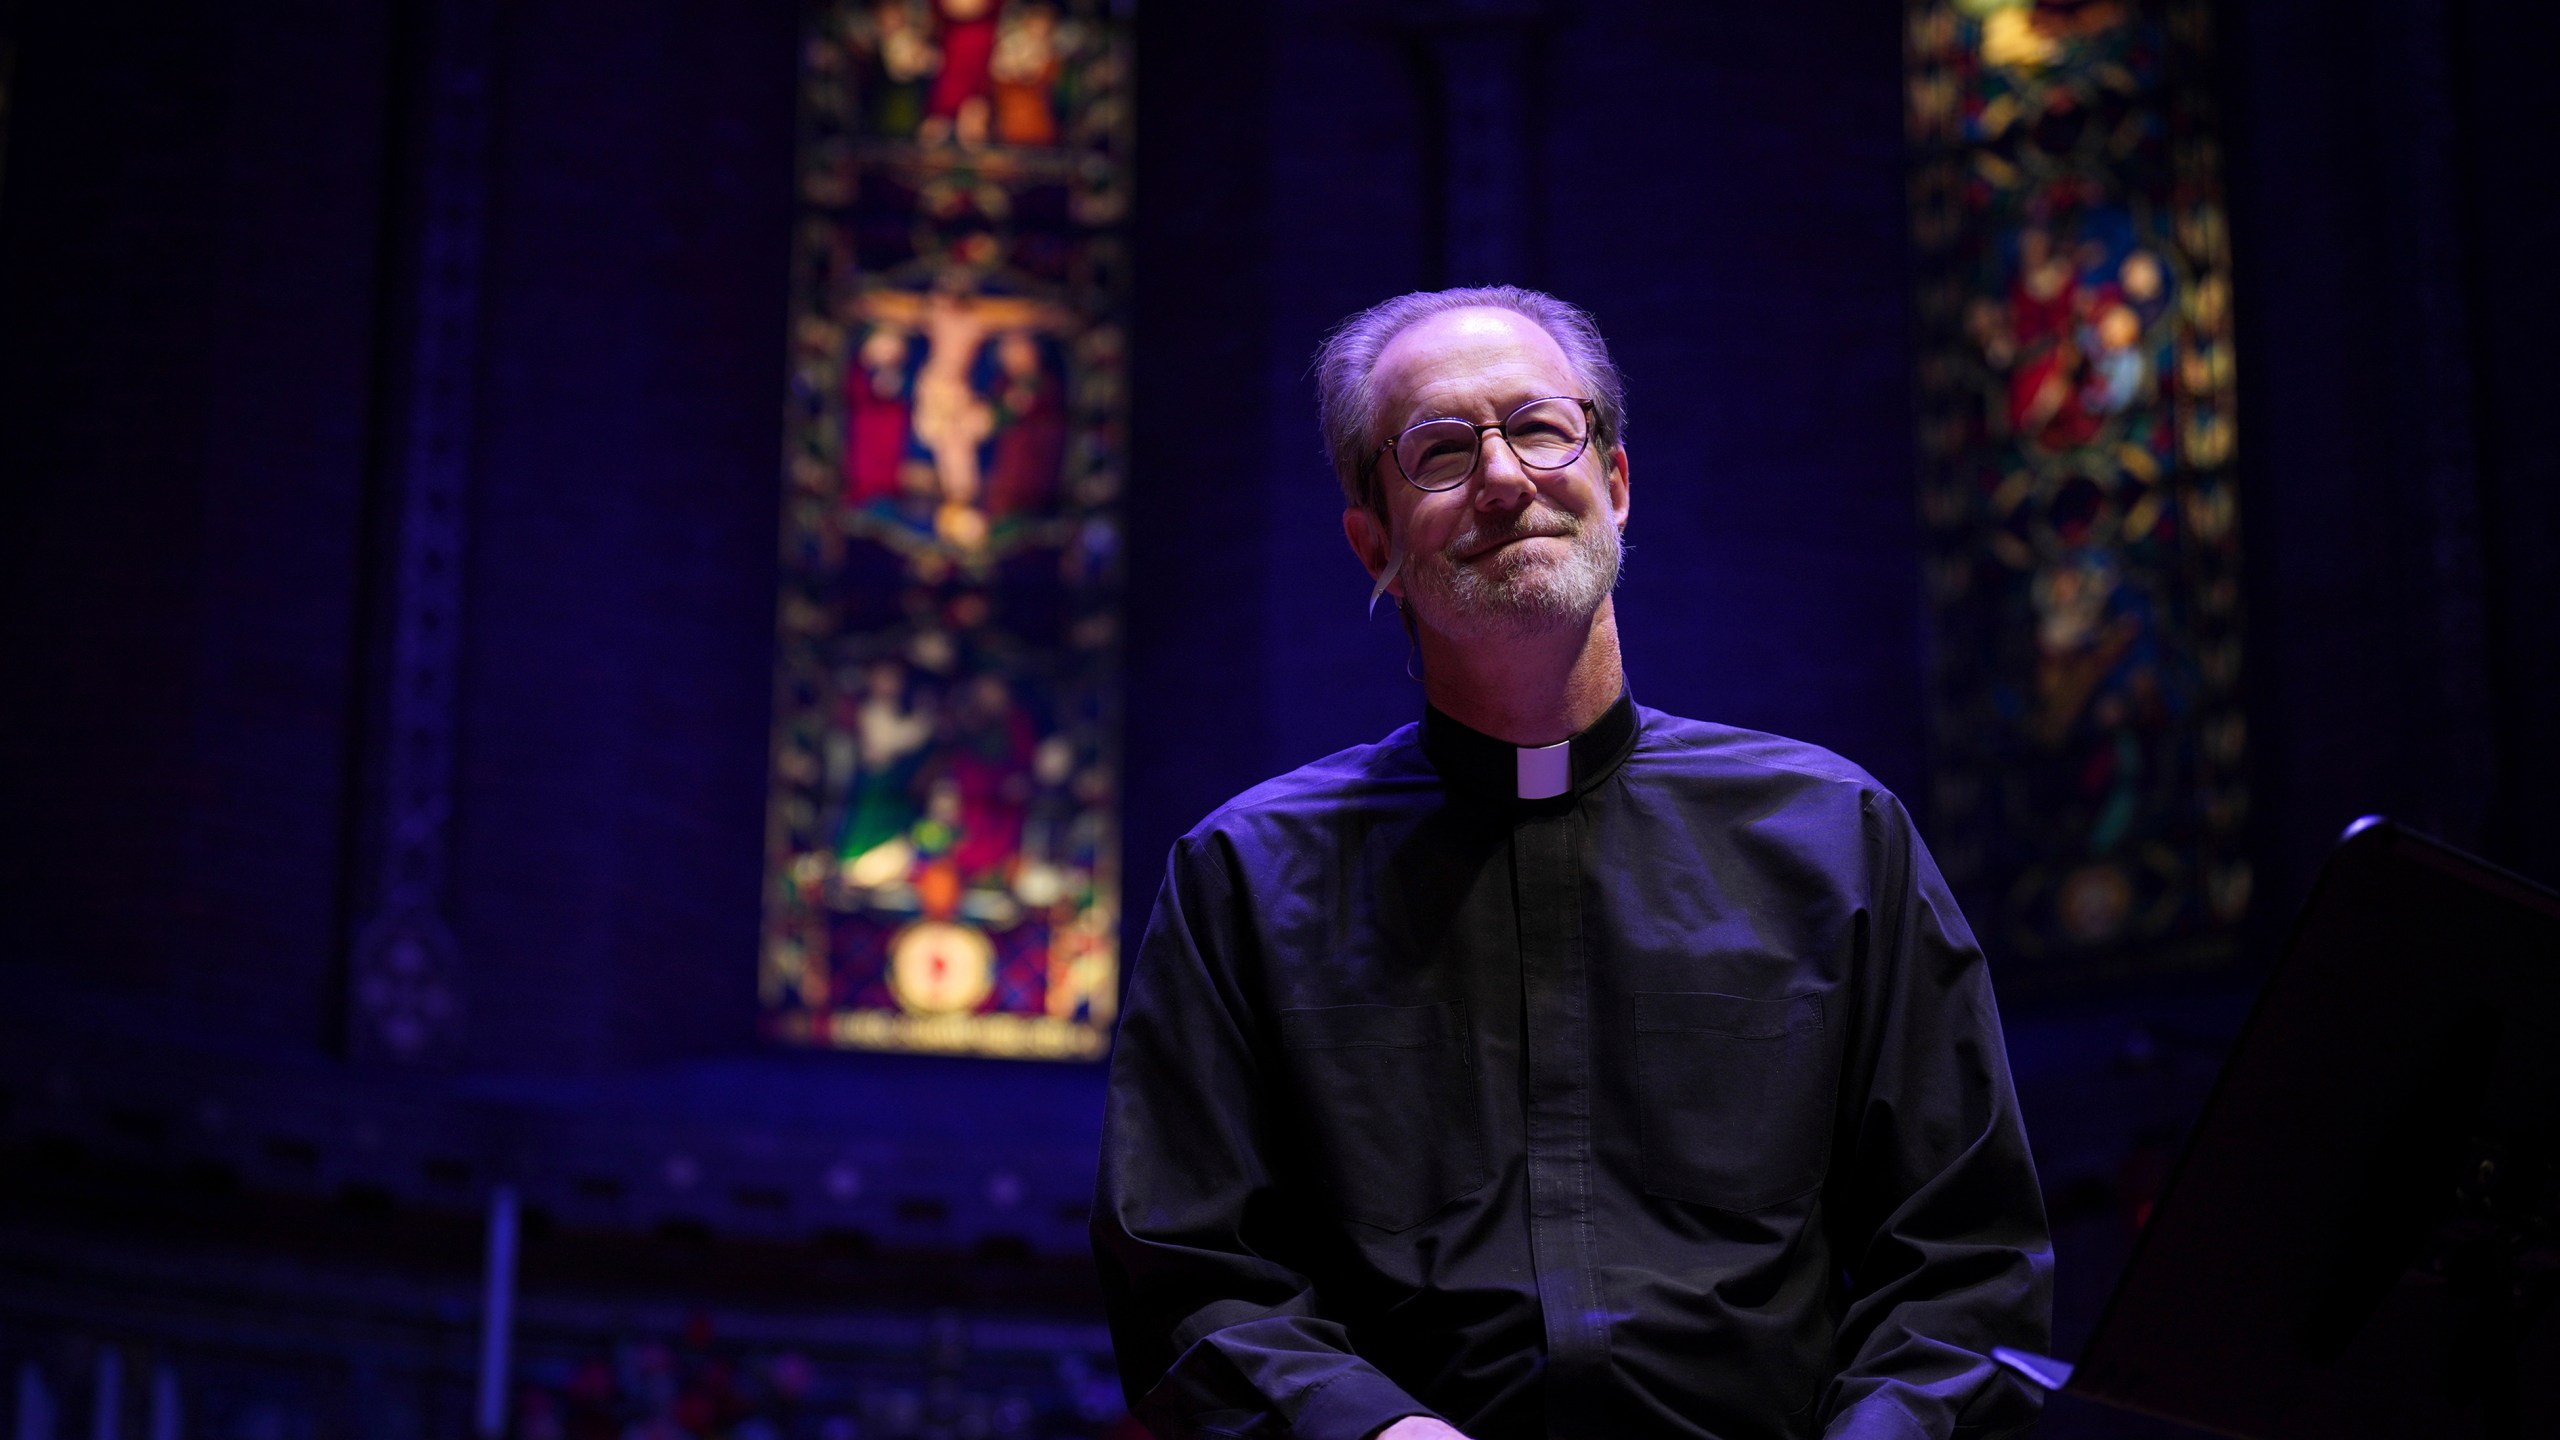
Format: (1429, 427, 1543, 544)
(1819, 792, 2055, 1440)
(1092, 835, 1440, 1440)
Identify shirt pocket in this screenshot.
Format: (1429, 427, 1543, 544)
(1632, 990, 1834, 1212)
(1277, 999, 1489, 1232)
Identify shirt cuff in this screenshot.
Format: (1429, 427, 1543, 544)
(1289, 1369, 1438, 1440)
(1822, 1395, 1933, 1440)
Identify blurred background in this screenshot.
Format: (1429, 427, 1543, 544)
(2, 0, 2555, 1436)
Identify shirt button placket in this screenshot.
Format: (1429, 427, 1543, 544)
(1514, 805, 1607, 1439)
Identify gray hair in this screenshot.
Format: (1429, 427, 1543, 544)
(1313, 285, 1628, 511)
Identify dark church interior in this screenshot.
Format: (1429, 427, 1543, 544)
(4, 0, 2557, 1436)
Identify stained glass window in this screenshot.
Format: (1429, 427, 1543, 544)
(1905, 0, 2248, 971)
(761, 0, 1131, 1059)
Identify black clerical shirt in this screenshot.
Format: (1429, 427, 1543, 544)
(1093, 694, 2051, 1440)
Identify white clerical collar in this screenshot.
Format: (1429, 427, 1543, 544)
(1516, 739, 1571, 801)
(1419, 690, 1640, 804)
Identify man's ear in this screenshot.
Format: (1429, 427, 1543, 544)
(1343, 505, 1398, 593)
(1605, 443, 1631, 531)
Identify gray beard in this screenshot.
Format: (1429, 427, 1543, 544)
(1404, 508, 1624, 642)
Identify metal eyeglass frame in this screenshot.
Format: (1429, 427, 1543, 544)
(1373, 396, 1599, 495)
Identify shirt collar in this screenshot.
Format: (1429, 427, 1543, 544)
(1420, 687, 1640, 805)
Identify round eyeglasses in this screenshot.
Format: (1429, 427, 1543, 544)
(1377, 396, 1597, 494)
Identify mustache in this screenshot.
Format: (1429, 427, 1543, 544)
(1447, 509, 1581, 562)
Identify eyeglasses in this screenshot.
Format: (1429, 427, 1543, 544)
(1376, 396, 1597, 494)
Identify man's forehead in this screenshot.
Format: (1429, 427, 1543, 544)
(1372, 307, 1576, 421)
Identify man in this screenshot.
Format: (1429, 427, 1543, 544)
(1093, 287, 2051, 1440)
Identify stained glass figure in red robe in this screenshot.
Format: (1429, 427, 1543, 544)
(844, 325, 916, 508)
(984, 331, 1066, 519)
(921, 0, 1001, 146)
(2005, 225, 2100, 448)
(944, 672, 1034, 884)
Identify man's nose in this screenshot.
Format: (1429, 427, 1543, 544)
(1470, 431, 1537, 511)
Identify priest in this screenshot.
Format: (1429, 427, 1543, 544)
(1092, 287, 2052, 1440)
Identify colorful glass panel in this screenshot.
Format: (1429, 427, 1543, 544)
(1905, 0, 2247, 972)
(762, 0, 1130, 1059)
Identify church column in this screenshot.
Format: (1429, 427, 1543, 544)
(344, 0, 500, 1065)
